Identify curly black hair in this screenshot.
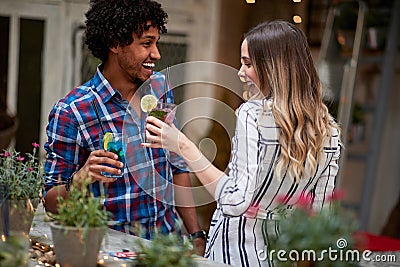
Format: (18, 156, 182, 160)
(84, 0, 168, 62)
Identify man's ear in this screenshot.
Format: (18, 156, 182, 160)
(110, 46, 119, 54)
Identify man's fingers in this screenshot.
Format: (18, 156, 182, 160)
(89, 172, 117, 183)
(93, 149, 119, 159)
(88, 150, 122, 167)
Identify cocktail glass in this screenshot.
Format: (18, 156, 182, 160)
(99, 132, 126, 178)
(148, 102, 177, 124)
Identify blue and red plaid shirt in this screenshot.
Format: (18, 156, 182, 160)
(44, 65, 188, 239)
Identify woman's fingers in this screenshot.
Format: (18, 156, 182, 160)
(143, 130, 162, 147)
(146, 116, 165, 127)
(146, 122, 163, 136)
(144, 116, 182, 154)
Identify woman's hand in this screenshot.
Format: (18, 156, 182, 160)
(142, 116, 185, 155)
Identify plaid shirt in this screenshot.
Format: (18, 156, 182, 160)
(44, 65, 188, 239)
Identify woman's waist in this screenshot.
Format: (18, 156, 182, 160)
(242, 205, 284, 220)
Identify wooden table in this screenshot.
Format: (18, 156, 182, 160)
(28, 204, 400, 266)
(29, 203, 230, 267)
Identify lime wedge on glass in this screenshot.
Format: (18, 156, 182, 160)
(140, 94, 158, 113)
(103, 132, 114, 150)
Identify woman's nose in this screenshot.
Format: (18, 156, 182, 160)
(238, 68, 246, 83)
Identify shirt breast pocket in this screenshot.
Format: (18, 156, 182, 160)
(258, 135, 280, 165)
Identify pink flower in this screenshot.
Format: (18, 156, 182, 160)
(3, 151, 11, 157)
(295, 194, 313, 209)
(28, 167, 34, 172)
(326, 189, 345, 202)
(246, 203, 260, 217)
(276, 194, 288, 205)
(16, 156, 25, 161)
(32, 142, 40, 148)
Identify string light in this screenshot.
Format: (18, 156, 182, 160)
(293, 15, 302, 24)
(246, 0, 255, 3)
(293, 0, 302, 2)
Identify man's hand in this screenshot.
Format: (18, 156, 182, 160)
(74, 149, 123, 183)
(44, 149, 122, 214)
(192, 237, 206, 256)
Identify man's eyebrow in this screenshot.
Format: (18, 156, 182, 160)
(141, 35, 157, 40)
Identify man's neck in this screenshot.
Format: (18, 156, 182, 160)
(101, 62, 138, 103)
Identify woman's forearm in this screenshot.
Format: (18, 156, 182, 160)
(143, 116, 225, 197)
(178, 135, 225, 197)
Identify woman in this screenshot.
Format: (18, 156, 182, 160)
(143, 20, 341, 267)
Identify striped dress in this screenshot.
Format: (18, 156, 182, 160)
(204, 99, 341, 267)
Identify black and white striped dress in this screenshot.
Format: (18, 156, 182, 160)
(204, 99, 341, 267)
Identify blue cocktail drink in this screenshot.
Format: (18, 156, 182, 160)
(100, 132, 126, 178)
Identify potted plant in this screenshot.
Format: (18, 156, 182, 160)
(135, 230, 198, 267)
(0, 233, 29, 267)
(0, 143, 44, 235)
(270, 191, 359, 267)
(49, 173, 110, 267)
(0, 233, 30, 267)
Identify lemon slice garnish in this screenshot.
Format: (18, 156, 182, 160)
(103, 132, 114, 150)
(140, 94, 158, 112)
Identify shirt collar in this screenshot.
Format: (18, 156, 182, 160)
(90, 64, 165, 102)
(90, 64, 121, 103)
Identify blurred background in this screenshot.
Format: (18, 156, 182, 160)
(0, 0, 399, 239)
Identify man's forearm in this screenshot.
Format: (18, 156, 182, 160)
(43, 185, 68, 214)
(174, 172, 206, 256)
(173, 172, 202, 233)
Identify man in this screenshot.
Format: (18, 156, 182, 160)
(43, 0, 205, 255)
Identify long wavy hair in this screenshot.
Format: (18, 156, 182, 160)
(244, 21, 340, 182)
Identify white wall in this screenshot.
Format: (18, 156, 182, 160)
(0, 0, 67, 151)
(158, 0, 222, 142)
(1, 0, 222, 152)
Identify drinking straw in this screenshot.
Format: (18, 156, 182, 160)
(91, 99, 106, 135)
(164, 66, 170, 104)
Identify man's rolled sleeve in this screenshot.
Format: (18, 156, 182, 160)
(44, 102, 81, 192)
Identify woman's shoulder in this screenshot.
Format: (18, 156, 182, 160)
(237, 99, 273, 121)
(236, 99, 279, 142)
(323, 124, 341, 152)
(237, 99, 271, 118)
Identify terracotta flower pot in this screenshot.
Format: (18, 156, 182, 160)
(0, 232, 30, 267)
(0, 198, 40, 235)
(50, 222, 106, 267)
(297, 260, 316, 267)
